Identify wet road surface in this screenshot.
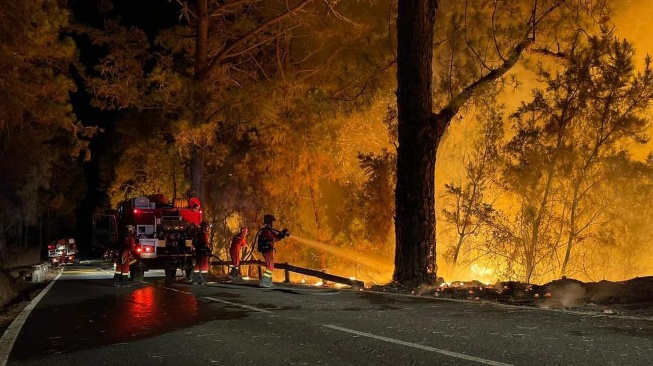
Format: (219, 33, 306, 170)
(3, 263, 653, 366)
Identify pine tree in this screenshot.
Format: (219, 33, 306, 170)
(0, 0, 93, 260)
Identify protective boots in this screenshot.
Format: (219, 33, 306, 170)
(228, 267, 241, 280)
(113, 273, 131, 287)
(192, 271, 205, 285)
(259, 269, 273, 288)
(120, 274, 131, 287)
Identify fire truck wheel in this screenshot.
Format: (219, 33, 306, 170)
(164, 269, 177, 278)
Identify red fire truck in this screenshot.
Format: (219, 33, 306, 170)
(47, 238, 79, 267)
(92, 194, 204, 281)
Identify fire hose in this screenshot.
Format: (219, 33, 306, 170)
(241, 228, 261, 262)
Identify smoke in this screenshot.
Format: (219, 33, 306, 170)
(612, 0, 653, 159)
(541, 282, 587, 309)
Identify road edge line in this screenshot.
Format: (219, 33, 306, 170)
(204, 296, 272, 313)
(154, 283, 272, 313)
(0, 272, 62, 366)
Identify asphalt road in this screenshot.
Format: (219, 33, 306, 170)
(2, 263, 653, 366)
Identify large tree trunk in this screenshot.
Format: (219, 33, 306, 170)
(394, 0, 439, 286)
(190, 0, 209, 201)
(190, 150, 205, 200)
(0, 223, 5, 267)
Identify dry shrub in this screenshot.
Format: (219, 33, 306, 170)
(0, 272, 19, 308)
(0, 246, 41, 308)
(3, 246, 41, 269)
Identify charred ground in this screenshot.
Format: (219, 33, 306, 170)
(372, 276, 653, 318)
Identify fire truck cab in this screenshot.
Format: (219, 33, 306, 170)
(92, 194, 204, 280)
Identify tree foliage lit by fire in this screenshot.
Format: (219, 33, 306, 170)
(3, 0, 653, 288)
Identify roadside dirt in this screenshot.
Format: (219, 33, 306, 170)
(0, 269, 58, 332)
(371, 276, 653, 318)
(0, 246, 53, 330)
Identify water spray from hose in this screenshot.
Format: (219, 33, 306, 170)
(289, 235, 393, 272)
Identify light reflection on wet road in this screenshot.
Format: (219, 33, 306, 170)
(10, 275, 249, 359)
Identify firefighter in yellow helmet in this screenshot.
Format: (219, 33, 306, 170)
(256, 214, 289, 288)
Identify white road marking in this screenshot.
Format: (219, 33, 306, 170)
(204, 297, 272, 313)
(0, 272, 62, 366)
(159, 285, 189, 294)
(156, 283, 271, 313)
(323, 324, 513, 366)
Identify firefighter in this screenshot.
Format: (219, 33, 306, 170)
(114, 225, 135, 287)
(193, 221, 212, 285)
(57, 238, 67, 266)
(229, 227, 249, 279)
(256, 214, 289, 288)
(59, 245, 67, 266)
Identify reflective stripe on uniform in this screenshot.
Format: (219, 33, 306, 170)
(263, 270, 272, 278)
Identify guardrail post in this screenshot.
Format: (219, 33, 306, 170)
(30, 264, 48, 283)
(284, 263, 290, 283)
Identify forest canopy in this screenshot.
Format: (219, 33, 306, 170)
(2, 0, 653, 286)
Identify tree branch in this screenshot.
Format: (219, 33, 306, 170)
(209, 0, 263, 18)
(206, 0, 315, 74)
(434, 1, 567, 129)
(436, 37, 531, 125)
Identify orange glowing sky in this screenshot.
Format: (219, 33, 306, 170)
(613, 0, 652, 63)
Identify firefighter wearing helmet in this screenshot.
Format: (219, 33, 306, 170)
(256, 214, 289, 288)
(114, 225, 135, 287)
(228, 227, 249, 280)
(193, 221, 212, 285)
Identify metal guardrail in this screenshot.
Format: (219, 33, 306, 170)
(29, 264, 49, 283)
(209, 259, 365, 290)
